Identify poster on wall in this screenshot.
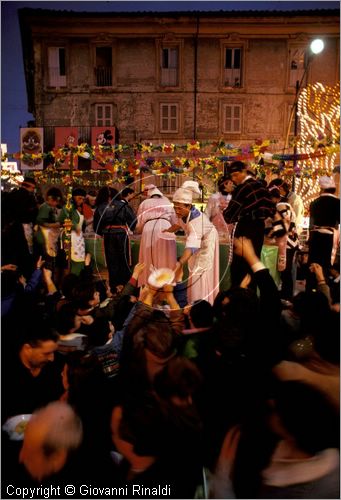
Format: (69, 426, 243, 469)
(20, 128, 44, 170)
(91, 126, 116, 170)
(55, 127, 79, 168)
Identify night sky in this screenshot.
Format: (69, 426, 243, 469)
(1, 0, 339, 154)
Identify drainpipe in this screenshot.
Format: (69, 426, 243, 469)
(193, 16, 199, 140)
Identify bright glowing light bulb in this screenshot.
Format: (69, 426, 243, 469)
(310, 39, 324, 55)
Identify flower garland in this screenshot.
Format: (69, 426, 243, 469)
(1, 138, 339, 186)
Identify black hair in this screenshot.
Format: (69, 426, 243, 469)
(46, 187, 63, 201)
(87, 190, 97, 197)
(72, 188, 86, 197)
(73, 282, 97, 310)
(95, 186, 118, 206)
(190, 300, 214, 328)
(61, 273, 80, 300)
(20, 319, 60, 347)
(229, 161, 247, 173)
(142, 312, 175, 358)
(121, 187, 134, 199)
(55, 303, 78, 335)
(153, 357, 202, 400)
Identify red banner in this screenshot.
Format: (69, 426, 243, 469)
(55, 127, 78, 168)
(91, 126, 116, 169)
(20, 128, 44, 170)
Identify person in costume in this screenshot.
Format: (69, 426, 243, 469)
(205, 174, 234, 240)
(35, 187, 62, 271)
(135, 186, 177, 287)
(307, 175, 340, 290)
(170, 180, 220, 305)
(58, 188, 87, 276)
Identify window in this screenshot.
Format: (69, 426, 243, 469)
(289, 47, 306, 87)
(95, 104, 113, 127)
(160, 103, 178, 133)
(224, 48, 242, 87)
(48, 47, 66, 87)
(223, 105, 242, 133)
(95, 47, 112, 87)
(160, 47, 178, 87)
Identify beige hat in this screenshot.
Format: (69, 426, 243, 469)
(181, 180, 201, 196)
(172, 187, 193, 204)
(319, 176, 335, 189)
(148, 187, 163, 198)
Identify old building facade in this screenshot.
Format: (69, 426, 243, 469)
(19, 8, 339, 152)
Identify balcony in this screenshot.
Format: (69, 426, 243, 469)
(95, 66, 112, 87)
(224, 68, 241, 88)
(160, 68, 178, 87)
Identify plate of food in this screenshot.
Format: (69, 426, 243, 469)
(2, 414, 32, 441)
(148, 267, 175, 288)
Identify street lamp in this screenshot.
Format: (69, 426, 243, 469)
(284, 38, 325, 191)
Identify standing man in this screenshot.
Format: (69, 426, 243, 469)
(307, 176, 340, 290)
(2, 176, 38, 277)
(223, 161, 275, 286)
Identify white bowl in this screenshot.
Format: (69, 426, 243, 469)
(2, 414, 32, 441)
(148, 267, 175, 288)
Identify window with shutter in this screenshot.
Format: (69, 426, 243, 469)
(95, 104, 113, 127)
(160, 103, 179, 133)
(223, 104, 242, 133)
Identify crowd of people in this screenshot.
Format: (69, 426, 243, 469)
(1, 161, 340, 498)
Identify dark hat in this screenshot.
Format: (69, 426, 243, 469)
(22, 176, 36, 186)
(72, 188, 86, 197)
(228, 161, 247, 174)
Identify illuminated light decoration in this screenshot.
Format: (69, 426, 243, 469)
(296, 82, 340, 205)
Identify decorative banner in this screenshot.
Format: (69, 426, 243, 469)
(20, 127, 44, 170)
(91, 126, 116, 170)
(54, 127, 79, 168)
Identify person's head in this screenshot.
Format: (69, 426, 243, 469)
(172, 189, 193, 218)
(268, 178, 290, 198)
(19, 322, 60, 370)
(60, 273, 80, 301)
(140, 311, 176, 359)
(189, 300, 214, 329)
(21, 176, 36, 193)
(73, 282, 100, 311)
(45, 187, 63, 208)
(62, 352, 109, 415)
(55, 303, 81, 336)
(72, 188, 86, 208)
(154, 357, 202, 407)
(269, 381, 338, 454)
(95, 186, 118, 206)
(85, 190, 97, 208)
(218, 175, 234, 195)
(19, 401, 82, 481)
(228, 161, 248, 185)
(319, 175, 336, 194)
(216, 287, 259, 357)
(121, 187, 135, 201)
(268, 186, 281, 204)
